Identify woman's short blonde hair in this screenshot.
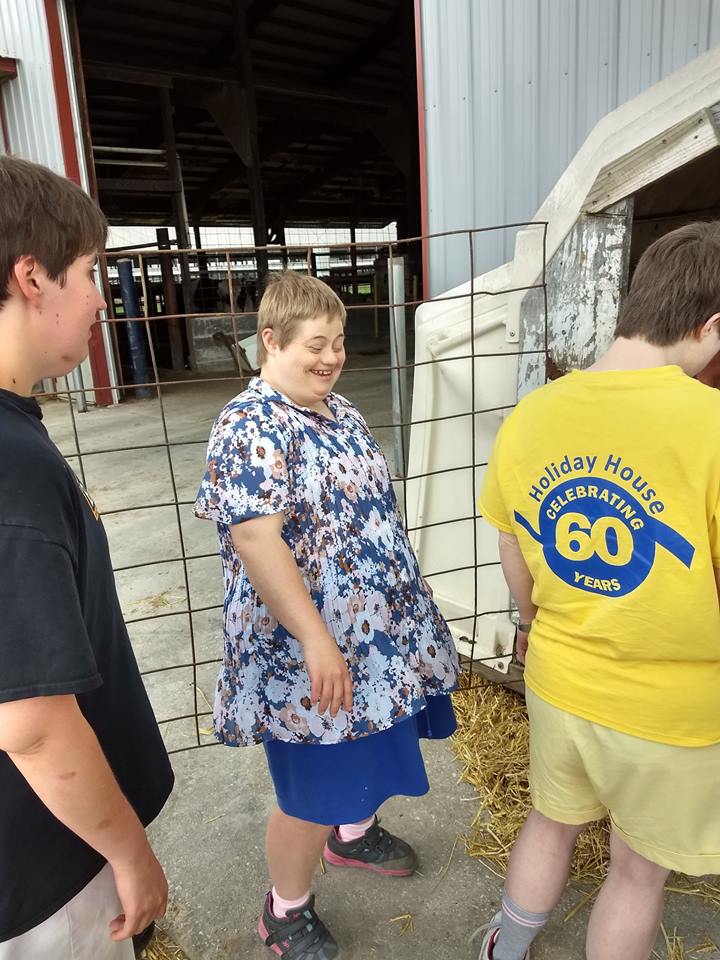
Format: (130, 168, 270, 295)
(256, 271, 346, 364)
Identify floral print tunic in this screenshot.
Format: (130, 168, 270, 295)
(194, 376, 459, 746)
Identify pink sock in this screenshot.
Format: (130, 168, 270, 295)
(271, 888, 310, 919)
(338, 815, 375, 842)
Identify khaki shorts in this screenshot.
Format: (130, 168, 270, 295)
(526, 688, 720, 876)
(0, 864, 134, 960)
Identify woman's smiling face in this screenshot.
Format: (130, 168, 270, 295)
(261, 314, 346, 410)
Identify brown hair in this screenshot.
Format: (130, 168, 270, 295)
(0, 155, 107, 306)
(256, 271, 346, 364)
(615, 221, 720, 344)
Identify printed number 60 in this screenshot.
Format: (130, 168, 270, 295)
(555, 512, 634, 566)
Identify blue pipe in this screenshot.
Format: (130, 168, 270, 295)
(117, 258, 151, 399)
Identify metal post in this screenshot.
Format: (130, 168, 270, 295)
(156, 228, 184, 372)
(277, 223, 288, 268)
(159, 88, 195, 366)
(387, 254, 408, 477)
(350, 224, 357, 297)
(69, 365, 88, 413)
(117, 259, 151, 399)
(373, 270, 379, 339)
(234, 2, 269, 290)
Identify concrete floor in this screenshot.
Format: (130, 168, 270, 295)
(40, 358, 720, 959)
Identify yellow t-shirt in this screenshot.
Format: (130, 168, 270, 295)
(479, 365, 720, 746)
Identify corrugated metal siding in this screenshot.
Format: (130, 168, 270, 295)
(421, 0, 720, 296)
(0, 0, 64, 170)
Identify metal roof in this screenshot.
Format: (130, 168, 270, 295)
(75, 0, 417, 229)
(418, 0, 720, 296)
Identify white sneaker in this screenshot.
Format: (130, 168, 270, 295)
(471, 912, 531, 960)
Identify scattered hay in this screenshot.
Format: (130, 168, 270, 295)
(654, 926, 685, 960)
(452, 679, 609, 882)
(389, 913, 414, 935)
(690, 936, 720, 955)
(139, 926, 191, 960)
(451, 680, 720, 914)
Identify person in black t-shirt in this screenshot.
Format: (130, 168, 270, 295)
(0, 156, 174, 957)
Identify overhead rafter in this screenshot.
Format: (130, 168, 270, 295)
(202, 0, 285, 63)
(84, 58, 388, 109)
(253, 79, 386, 109)
(79, 0, 419, 234)
(197, 200, 394, 223)
(275, 134, 385, 215)
(190, 119, 314, 219)
(322, 12, 401, 88)
(97, 177, 177, 193)
(83, 59, 234, 86)
(229, 0, 269, 281)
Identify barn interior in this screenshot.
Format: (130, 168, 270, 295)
(68, 0, 422, 381)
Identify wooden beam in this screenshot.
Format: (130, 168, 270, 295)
(285, 0, 389, 29)
(84, 59, 385, 108)
(190, 121, 313, 219)
(103, 202, 396, 225)
(190, 160, 242, 220)
(201, 0, 284, 65)
(372, 103, 414, 178)
(83, 59, 233, 86)
(234, 0, 268, 285)
(159, 86, 195, 360)
(204, 83, 252, 166)
(254, 79, 386, 110)
(253, 98, 384, 130)
(83, 61, 173, 87)
(132, 104, 208, 151)
(247, 0, 283, 32)
(188, 99, 386, 216)
(276, 135, 384, 214)
(84, 0, 228, 31)
(128, 195, 395, 219)
(97, 177, 177, 193)
(323, 12, 401, 87)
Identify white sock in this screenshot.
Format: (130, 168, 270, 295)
(338, 816, 375, 842)
(271, 887, 311, 918)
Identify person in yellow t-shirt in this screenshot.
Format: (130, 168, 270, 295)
(473, 222, 720, 960)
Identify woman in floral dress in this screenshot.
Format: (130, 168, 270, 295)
(194, 271, 459, 959)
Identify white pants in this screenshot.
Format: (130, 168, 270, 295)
(0, 864, 134, 960)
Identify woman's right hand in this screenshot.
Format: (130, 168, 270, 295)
(302, 636, 353, 716)
(516, 626, 530, 664)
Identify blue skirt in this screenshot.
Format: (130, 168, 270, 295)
(263, 695, 457, 825)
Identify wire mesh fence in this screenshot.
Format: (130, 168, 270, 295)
(39, 223, 548, 755)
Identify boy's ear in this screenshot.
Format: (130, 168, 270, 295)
(11, 255, 44, 306)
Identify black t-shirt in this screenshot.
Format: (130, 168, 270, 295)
(0, 389, 174, 942)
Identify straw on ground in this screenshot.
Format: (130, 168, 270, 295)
(139, 926, 191, 960)
(451, 680, 720, 932)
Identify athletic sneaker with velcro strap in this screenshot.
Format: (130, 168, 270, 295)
(258, 893, 338, 959)
(323, 816, 418, 876)
(472, 912, 531, 960)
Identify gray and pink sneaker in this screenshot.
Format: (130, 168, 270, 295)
(472, 913, 531, 960)
(323, 817, 418, 876)
(258, 892, 338, 959)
